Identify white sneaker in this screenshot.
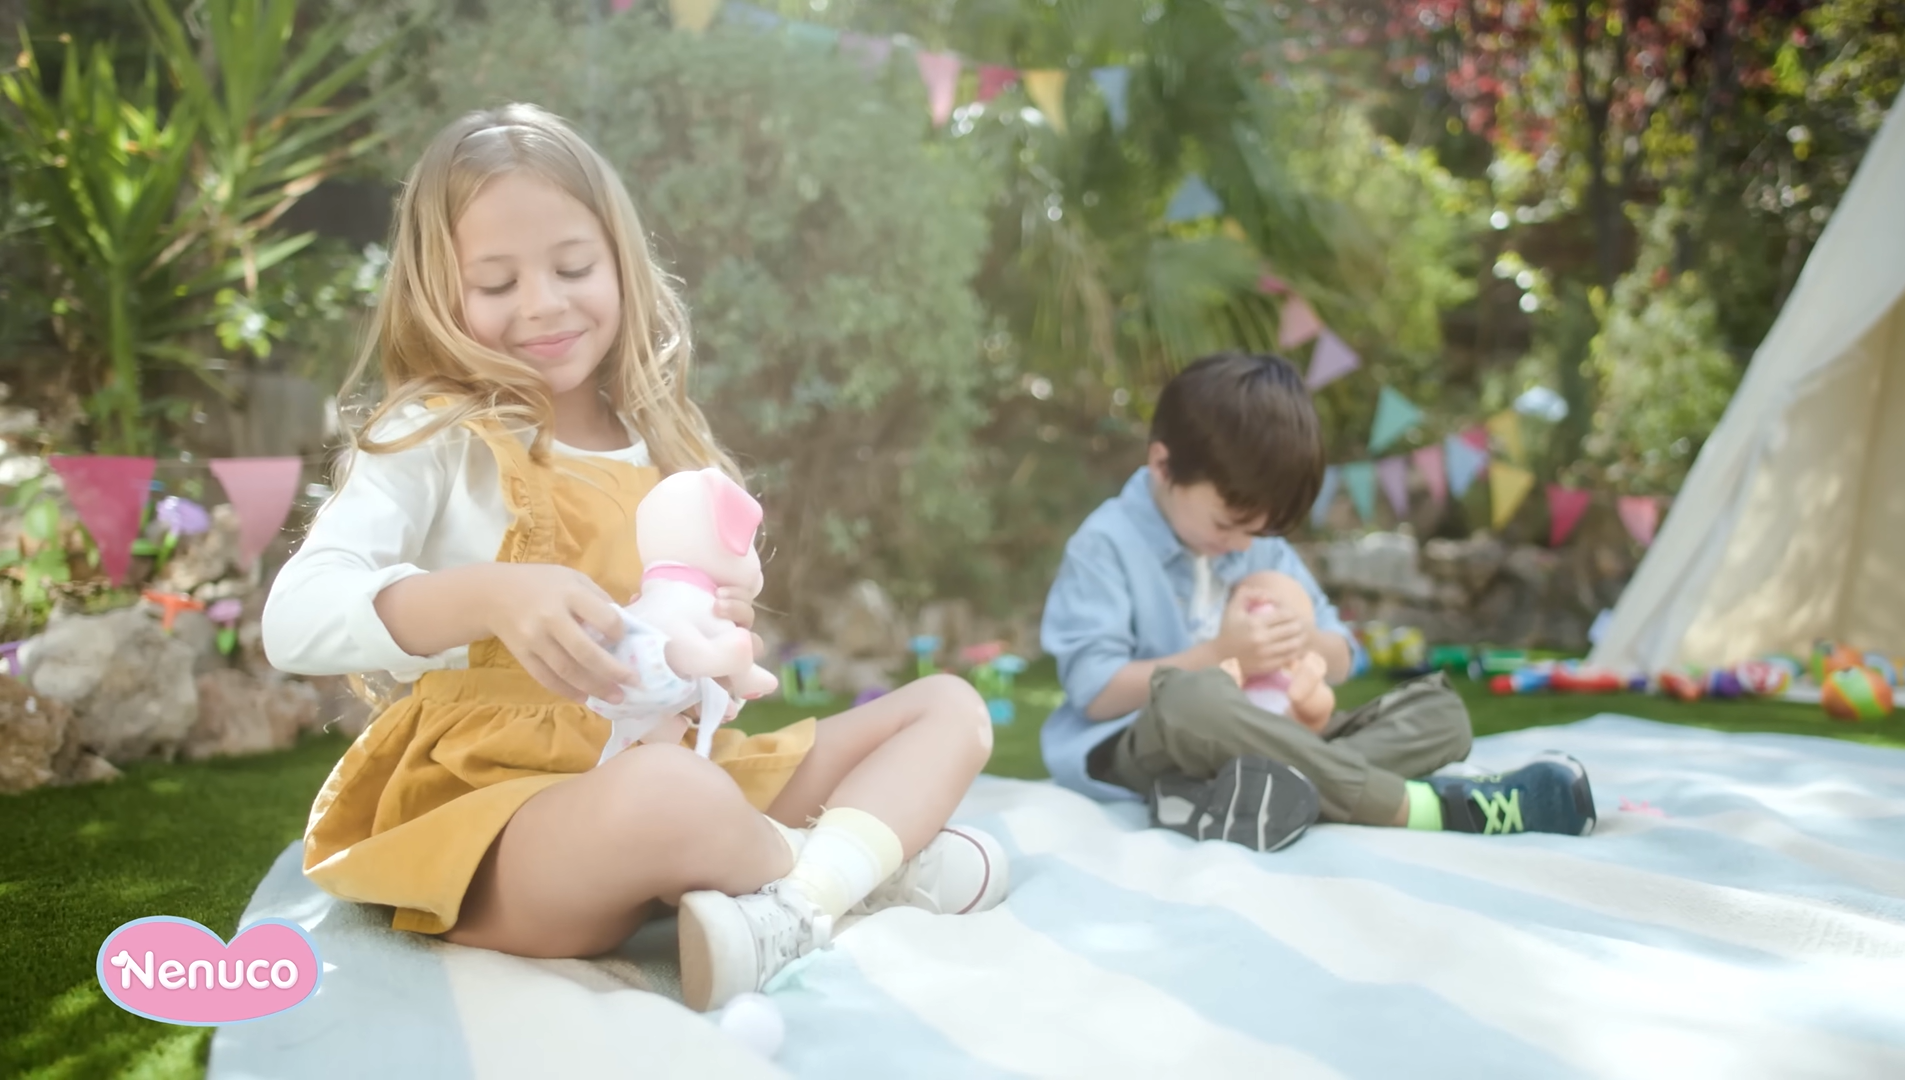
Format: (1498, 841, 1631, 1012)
(678, 882, 832, 1013)
(849, 826, 1009, 917)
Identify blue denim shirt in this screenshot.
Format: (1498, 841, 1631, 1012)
(1038, 468, 1363, 801)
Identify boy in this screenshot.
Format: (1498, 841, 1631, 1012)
(1040, 353, 1595, 851)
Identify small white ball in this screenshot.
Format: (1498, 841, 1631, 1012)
(718, 992, 785, 1059)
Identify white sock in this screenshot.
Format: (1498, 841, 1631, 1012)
(782, 807, 903, 919)
(767, 817, 808, 866)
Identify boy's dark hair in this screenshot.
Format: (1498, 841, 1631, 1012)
(1149, 352, 1325, 536)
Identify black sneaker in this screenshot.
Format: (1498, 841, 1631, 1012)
(1147, 756, 1321, 852)
(1428, 753, 1597, 836)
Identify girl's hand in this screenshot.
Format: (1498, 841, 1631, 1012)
(713, 587, 756, 631)
(481, 563, 635, 704)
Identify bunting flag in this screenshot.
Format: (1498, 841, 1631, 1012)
(723, 2, 781, 30)
(1257, 272, 1290, 296)
(1618, 494, 1661, 547)
(1444, 433, 1489, 499)
(1412, 444, 1447, 508)
(1340, 461, 1376, 524)
(1546, 484, 1592, 547)
(210, 457, 304, 571)
(1023, 69, 1068, 133)
(977, 65, 1019, 103)
(915, 51, 962, 126)
(668, 0, 723, 32)
(839, 31, 893, 75)
(1368, 386, 1423, 454)
(1459, 426, 1489, 451)
(1164, 174, 1223, 222)
(1277, 296, 1323, 351)
(1486, 409, 1525, 464)
(611, 0, 636, 10)
(1092, 66, 1130, 131)
(1307, 331, 1361, 392)
(49, 455, 156, 586)
(1376, 456, 1410, 519)
(1489, 461, 1535, 531)
(787, 21, 839, 48)
(1310, 465, 1341, 529)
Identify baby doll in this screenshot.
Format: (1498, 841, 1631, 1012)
(1221, 570, 1335, 732)
(588, 469, 780, 764)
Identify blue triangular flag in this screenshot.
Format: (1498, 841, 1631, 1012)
(722, 2, 782, 30)
(1340, 461, 1376, 524)
(1368, 386, 1424, 454)
(1164, 174, 1223, 223)
(1310, 465, 1340, 529)
(1444, 433, 1488, 499)
(1092, 66, 1130, 132)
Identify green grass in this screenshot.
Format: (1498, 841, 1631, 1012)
(4, 658, 1901, 1078)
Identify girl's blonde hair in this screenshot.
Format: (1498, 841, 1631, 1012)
(338, 102, 737, 479)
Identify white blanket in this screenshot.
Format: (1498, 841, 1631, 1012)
(210, 716, 1905, 1079)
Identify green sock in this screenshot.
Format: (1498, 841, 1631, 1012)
(1404, 781, 1443, 831)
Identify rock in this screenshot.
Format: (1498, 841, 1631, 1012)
(914, 599, 977, 663)
(167, 609, 224, 676)
(1320, 532, 1435, 600)
(0, 678, 71, 793)
(155, 503, 244, 593)
(65, 753, 122, 785)
(1503, 545, 1557, 589)
(26, 606, 199, 762)
(1423, 534, 1509, 595)
(186, 668, 313, 760)
(820, 580, 906, 658)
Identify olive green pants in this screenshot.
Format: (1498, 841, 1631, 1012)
(1091, 668, 1474, 825)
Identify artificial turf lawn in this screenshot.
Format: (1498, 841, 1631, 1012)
(4, 660, 1900, 1078)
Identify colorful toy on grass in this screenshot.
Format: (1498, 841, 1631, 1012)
(1489, 664, 1555, 695)
(1427, 645, 1474, 674)
(1733, 659, 1793, 697)
(141, 590, 204, 632)
(0, 639, 24, 678)
(1548, 664, 1643, 694)
(779, 653, 832, 708)
(1821, 667, 1894, 721)
(909, 635, 940, 679)
(1356, 622, 1425, 672)
(1658, 669, 1707, 702)
(852, 686, 888, 707)
(961, 641, 1024, 724)
(1862, 653, 1898, 688)
(207, 597, 244, 656)
(1704, 667, 1745, 699)
(1811, 641, 1865, 684)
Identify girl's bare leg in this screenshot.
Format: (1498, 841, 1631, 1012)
(443, 743, 791, 958)
(766, 673, 994, 857)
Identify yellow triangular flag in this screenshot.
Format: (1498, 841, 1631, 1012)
(1486, 409, 1524, 464)
(670, 0, 722, 33)
(1220, 218, 1249, 243)
(1024, 70, 1068, 134)
(1489, 461, 1535, 531)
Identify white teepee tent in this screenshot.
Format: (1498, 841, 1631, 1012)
(1590, 87, 1905, 674)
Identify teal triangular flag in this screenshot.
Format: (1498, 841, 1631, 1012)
(1310, 465, 1340, 529)
(1164, 175, 1223, 222)
(1340, 461, 1376, 524)
(1092, 66, 1130, 132)
(1368, 386, 1424, 454)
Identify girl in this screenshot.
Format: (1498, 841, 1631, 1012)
(263, 103, 1006, 1013)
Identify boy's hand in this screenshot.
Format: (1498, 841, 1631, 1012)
(1215, 587, 1312, 676)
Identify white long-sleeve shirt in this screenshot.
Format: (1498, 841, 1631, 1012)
(262, 405, 651, 682)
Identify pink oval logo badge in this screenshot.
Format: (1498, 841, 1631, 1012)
(96, 917, 320, 1025)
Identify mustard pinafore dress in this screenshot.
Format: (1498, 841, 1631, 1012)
(303, 419, 816, 935)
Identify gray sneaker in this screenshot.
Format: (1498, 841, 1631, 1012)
(849, 826, 1009, 917)
(1148, 756, 1321, 852)
(678, 881, 831, 1013)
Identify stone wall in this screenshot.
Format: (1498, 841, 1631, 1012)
(1296, 506, 1642, 652)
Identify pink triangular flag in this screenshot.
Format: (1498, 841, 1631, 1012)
(1278, 296, 1322, 350)
(1412, 444, 1447, 507)
(49, 456, 155, 585)
(1376, 456, 1410, 518)
(1304, 329, 1360, 390)
(977, 65, 1019, 102)
(1257, 271, 1290, 295)
(1547, 484, 1592, 547)
(1617, 495, 1660, 547)
(211, 457, 304, 570)
(1459, 426, 1489, 451)
(915, 51, 962, 126)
